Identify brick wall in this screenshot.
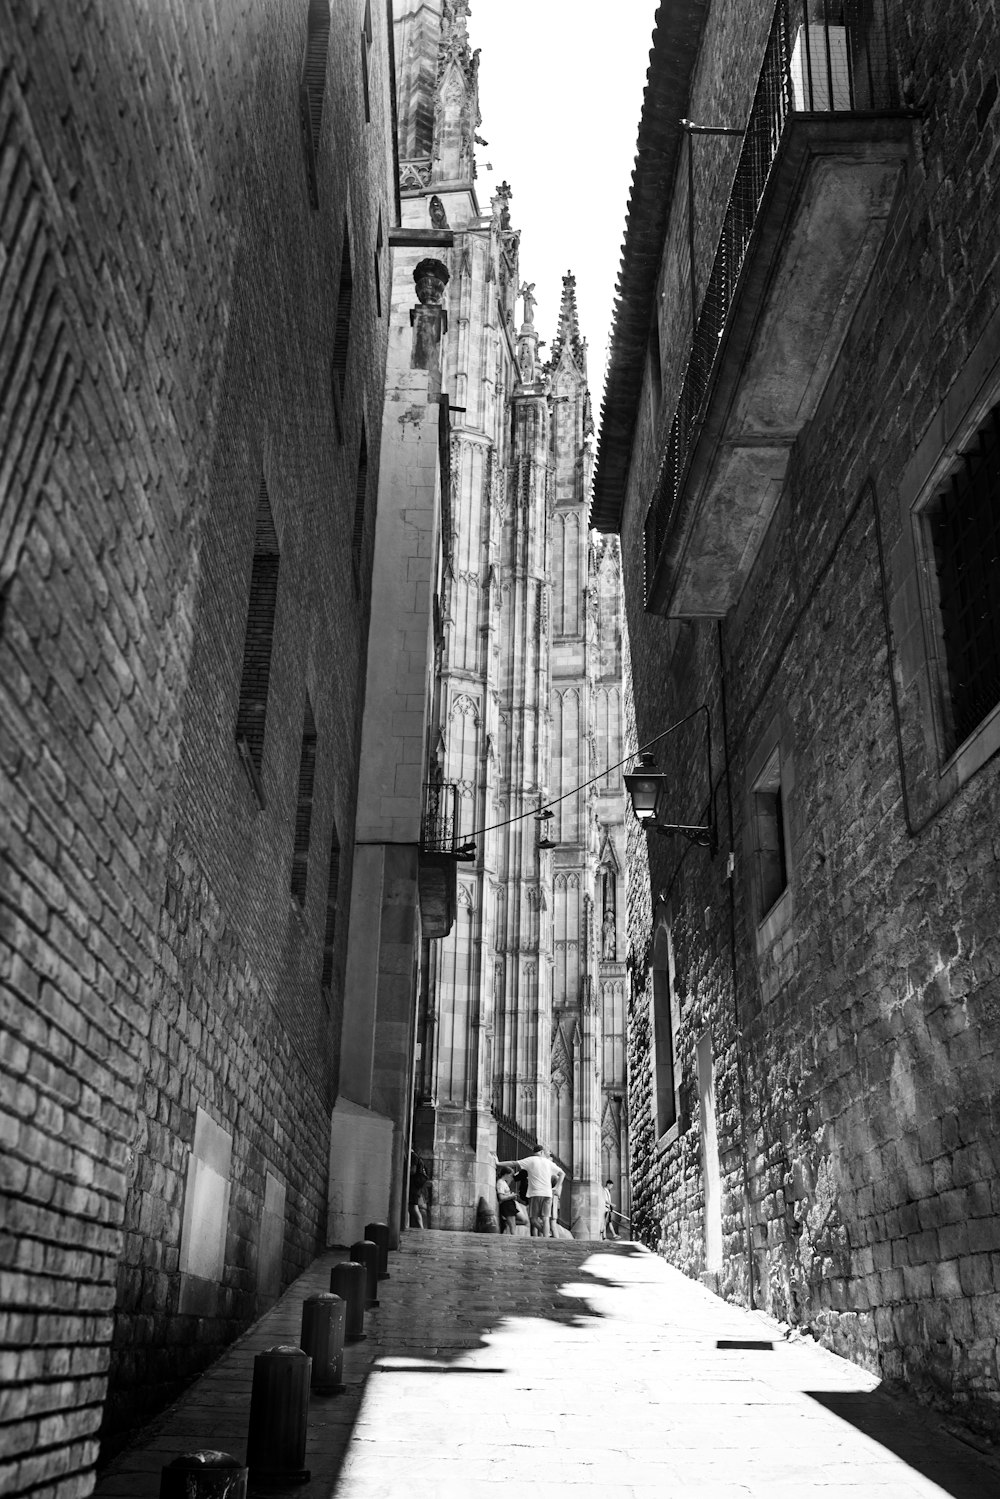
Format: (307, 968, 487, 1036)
(618, 0, 1000, 1437)
(0, 0, 394, 1490)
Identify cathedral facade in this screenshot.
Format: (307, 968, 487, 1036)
(390, 0, 629, 1238)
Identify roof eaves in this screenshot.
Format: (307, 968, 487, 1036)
(590, 0, 710, 534)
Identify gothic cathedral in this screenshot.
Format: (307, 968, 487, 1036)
(394, 0, 627, 1237)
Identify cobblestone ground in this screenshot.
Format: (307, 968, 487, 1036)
(94, 1231, 1000, 1498)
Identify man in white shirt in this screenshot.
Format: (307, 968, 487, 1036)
(494, 1146, 564, 1237)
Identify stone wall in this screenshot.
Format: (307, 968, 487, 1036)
(618, 0, 1000, 1437)
(0, 0, 394, 1490)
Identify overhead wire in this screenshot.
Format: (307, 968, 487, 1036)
(455, 705, 707, 846)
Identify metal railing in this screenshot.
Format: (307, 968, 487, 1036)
(645, 0, 900, 598)
(420, 780, 460, 853)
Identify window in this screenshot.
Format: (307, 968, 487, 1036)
(752, 750, 788, 920)
(331, 226, 353, 441)
(651, 920, 679, 1141)
(744, 717, 794, 956)
(926, 401, 1000, 755)
(236, 477, 280, 803)
(890, 322, 1000, 806)
(300, 0, 331, 209)
(290, 697, 317, 908)
(352, 422, 368, 582)
(320, 828, 341, 989)
(360, 0, 372, 123)
(373, 211, 384, 319)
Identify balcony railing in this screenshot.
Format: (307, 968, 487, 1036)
(645, 0, 899, 598)
(420, 779, 461, 853)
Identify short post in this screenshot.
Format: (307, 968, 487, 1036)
(246, 1345, 311, 1487)
(330, 1260, 367, 1341)
(350, 1239, 379, 1308)
(160, 1451, 247, 1498)
(300, 1293, 346, 1394)
(364, 1220, 390, 1279)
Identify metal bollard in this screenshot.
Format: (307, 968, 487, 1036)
(160, 1451, 247, 1498)
(300, 1292, 346, 1394)
(246, 1345, 311, 1487)
(330, 1260, 367, 1341)
(349, 1239, 379, 1307)
(364, 1220, 390, 1279)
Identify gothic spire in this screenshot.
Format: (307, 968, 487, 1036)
(548, 271, 587, 375)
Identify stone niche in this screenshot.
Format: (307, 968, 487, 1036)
(178, 1107, 233, 1316)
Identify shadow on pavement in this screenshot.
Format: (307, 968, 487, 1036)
(806, 1388, 1000, 1498)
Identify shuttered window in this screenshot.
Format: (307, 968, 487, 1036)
(236, 477, 280, 789)
(331, 228, 353, 440)
(290, 698, 318, 907)
(300, 0, 330, 209)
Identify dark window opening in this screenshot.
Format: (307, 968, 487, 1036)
(754, 773, 788, 920)
(332, 227, 353, 441)
(360, 32, 371, 123)
(652, 927, 677, 1138)
(300, 0, 331, 209)
(930, 402, 1000, 753)
(236, 477, 280, 794)
(374, 212, 384, 319)
(291, 697, 318, 908)
(320, 830, 341, 988)
(352, 423, 368, 581)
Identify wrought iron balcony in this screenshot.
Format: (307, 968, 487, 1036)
(418, 780, 471, 939)
(420, 779, 462, 854)
(644, 0, 914, 616)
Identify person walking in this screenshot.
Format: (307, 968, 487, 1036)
(494, 1146, 564, 1238)
(603, 1179, 618, 1239)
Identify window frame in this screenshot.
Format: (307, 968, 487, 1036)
(650, 913, 681, 1151)
(909, 393, 1000, 787)
(744, 716, 794, 954)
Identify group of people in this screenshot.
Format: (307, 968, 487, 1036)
(494, 1145, 565, 1237)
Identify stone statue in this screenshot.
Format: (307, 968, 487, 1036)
(429, 194, 449, 229)
(519, 281, 536, 325)
(602, 911, 616, 961)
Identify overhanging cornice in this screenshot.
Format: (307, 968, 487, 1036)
(590, 0, 710, 534)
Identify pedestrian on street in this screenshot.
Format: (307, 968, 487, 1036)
(496, 1166, 518, 1234)
(603, 1178, 618, 1239)
(494, 1146, 564, 1237)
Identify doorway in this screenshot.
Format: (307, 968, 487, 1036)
(696, 1029, 723, 1273)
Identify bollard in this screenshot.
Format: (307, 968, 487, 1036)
(349, 1239, 379, 1308)
(364, 1220, 390, 1279)
(330, 1260, 367, 1341)
(246, 1345, 311, 1487)
(300, 1292, 346, 1394)
(160, 1451, 247, 1499)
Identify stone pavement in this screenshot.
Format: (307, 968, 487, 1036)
(93, 1231, 1000, 1498)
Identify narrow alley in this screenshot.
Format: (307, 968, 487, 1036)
(94, 1232, 1000, 1498)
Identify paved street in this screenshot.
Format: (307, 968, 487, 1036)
(94, 1232, 1000, 1498)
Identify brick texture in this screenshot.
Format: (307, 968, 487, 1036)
(617, 0, 1000, 1440)
(0, 0, 394, 1491)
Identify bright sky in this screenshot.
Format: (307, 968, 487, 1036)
(469, 1, 656, 402)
